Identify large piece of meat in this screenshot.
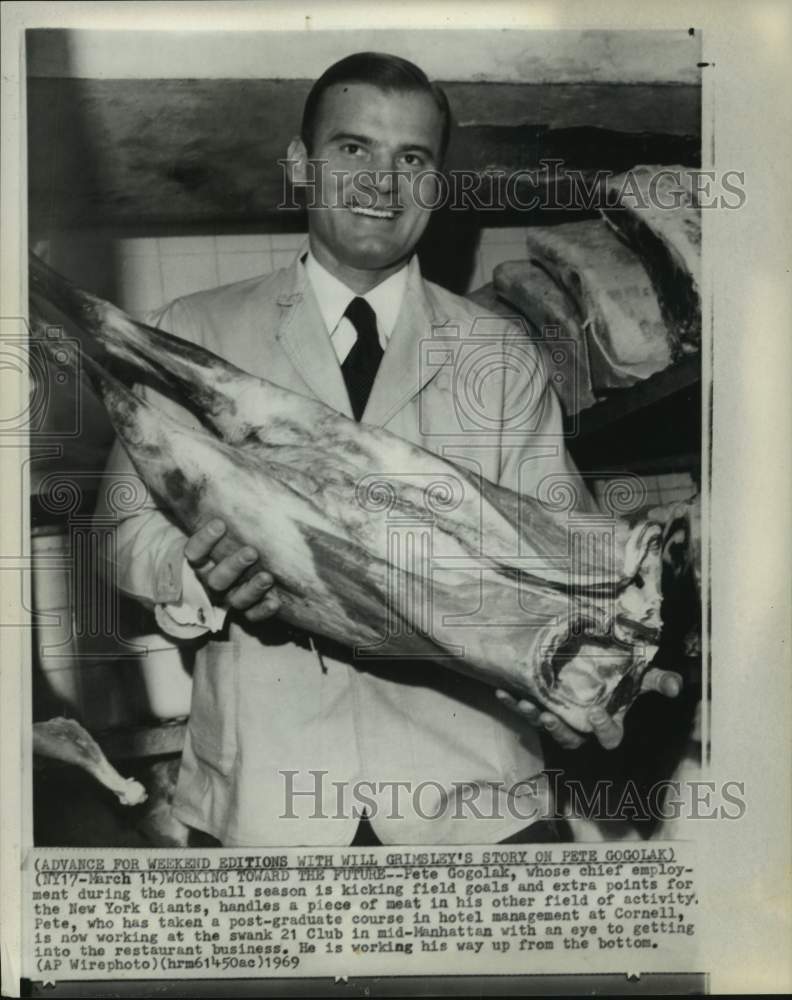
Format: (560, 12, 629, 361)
(29, 254, 689, 733)
(518, 219, 680, 392)
(601, 165, 701, 349)
(473, 265, 599, 415)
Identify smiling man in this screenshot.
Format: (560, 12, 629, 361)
(288, 68, 446, 289)
(99, 52, 681, 847)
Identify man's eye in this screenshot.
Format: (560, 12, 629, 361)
(341, 143, 366, 157)
(400, 153, 425, 168)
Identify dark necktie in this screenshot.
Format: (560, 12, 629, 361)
(341, 296, 384, 421)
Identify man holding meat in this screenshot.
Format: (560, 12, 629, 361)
(100, 52, 680, 846)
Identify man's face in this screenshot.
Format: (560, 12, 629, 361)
(296, 83, 444, 282)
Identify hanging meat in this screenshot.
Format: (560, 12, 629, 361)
(601, 165, 702, 350)
(28, 254, 691, 734)
(516, 219, 680, 392)
(479, 262, 599, 415)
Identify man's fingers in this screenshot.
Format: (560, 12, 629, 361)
(538, 712, 586, 749)
(184, 519, 226, 567)
(205, 546, 258, 593)
(588, 707, 624, 750)
(227, 571, 276, 611)
(495, 691, 585, 748)
(495, 689, 539, 723)
(641, 668, 683, 698)
(184, 523, 276, 614)
(244, 592, 281, 622)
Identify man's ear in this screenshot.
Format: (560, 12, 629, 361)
(286, 137, 309, 185)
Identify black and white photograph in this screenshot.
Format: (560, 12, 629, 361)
(1, 2, 790, 997)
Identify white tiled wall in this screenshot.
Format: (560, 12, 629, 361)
(51, 227, 527, 319)
(118, 232, 305, 318)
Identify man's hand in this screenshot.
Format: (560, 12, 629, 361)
(495, 668, 682, 750)
(184, 518, 280, 622)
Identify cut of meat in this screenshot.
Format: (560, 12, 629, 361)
(601, 165, 701, 349)
(33, 717, 147, 806)
(520, 219, 679, 392)
(482, 263, 599, 415)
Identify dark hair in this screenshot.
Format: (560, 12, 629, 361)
(300, 51, 451, 159)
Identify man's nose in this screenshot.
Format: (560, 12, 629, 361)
(372, 153, 397, 193)
(374, 168, 395, 194)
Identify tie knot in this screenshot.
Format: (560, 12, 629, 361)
(344, 297, 379, 346)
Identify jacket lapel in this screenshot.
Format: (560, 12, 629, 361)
(275, 252, 354, 418)
(274, 250, 448, 426)
(363, 256, 449, 428)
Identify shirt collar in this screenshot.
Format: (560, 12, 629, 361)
(303, 251, 408, 342)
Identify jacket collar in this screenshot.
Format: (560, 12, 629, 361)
(274, 246, 352, 415)
(275, 245, 450, 427)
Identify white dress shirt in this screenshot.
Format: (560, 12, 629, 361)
(155, 251, 408, 636)
(303, 250, 408, 359)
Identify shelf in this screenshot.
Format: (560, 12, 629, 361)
(566, 353, 702, 475)
(569, 352, 701, 437)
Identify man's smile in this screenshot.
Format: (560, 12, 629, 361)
(346, 197, 401, 221)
